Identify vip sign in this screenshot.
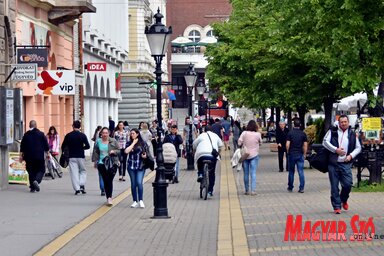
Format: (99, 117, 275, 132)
(36, 70, 75, 95)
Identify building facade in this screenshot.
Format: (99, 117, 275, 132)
(166, 0, 231, 120)
(15, 0, 95, 141)
(81, 0, 129, 146)
(120, 0, 169, 128)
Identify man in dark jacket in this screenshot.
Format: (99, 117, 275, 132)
(276, 120, 289, 172)
(164, 124, 183, 183)
(286, 119, 308, 193)
(20, 120, 49, 192)
(62, 120, 90, 195)
(323, 115, 361, 214)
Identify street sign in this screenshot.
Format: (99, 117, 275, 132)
(17, 48, 48, 67)
(11, 64, 37, 81)
(87, 62, 107, 71)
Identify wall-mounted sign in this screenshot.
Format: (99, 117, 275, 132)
(36, 70, 75, 95)
(17, 48, 48, 67)
(87, 62, 106, 71)
(11, 64, 37, 81)
(362, 117, 382, 131)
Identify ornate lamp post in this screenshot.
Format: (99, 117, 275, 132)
(203, 89, 209, 126)
(145, 8, 172, 218)
(184, 63, 197, 170)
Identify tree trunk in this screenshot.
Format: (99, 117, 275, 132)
(323, 97, 334, 132)
(270, 107, 275, 122)
(297, 105, 307, 130)
(262, 109, 266, 128)
(287, 111, 292, 130)
(276, 107, 281, 124)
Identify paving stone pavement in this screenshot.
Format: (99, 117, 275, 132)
(55, 159, 221, 256)
(235, 144, 384, 256)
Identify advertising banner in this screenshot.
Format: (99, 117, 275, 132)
(36, 70, 75, 95)
(11, 64, 37, 81)
(8, 152, 28, 185)
(17, 48, 48, 67)
(87, 62, 106, 71)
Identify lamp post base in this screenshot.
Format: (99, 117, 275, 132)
(152, 181, 170, 218)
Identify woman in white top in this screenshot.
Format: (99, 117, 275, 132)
(238, 120, 262, 195)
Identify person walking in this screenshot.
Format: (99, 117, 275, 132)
(125, 128, 147, 208)
(232, 120, 242, 151)
(20, 120, 49, 192)
(323, 115, 361, 214)
(91, 125, 105, 195)
(222, 116, 231, 150)
(108, 116, 115, 137)
(114, 121, 129, 181)
(92, 127, 120, 206)
(164, 124, 183, 183)
(276, 120, 289, 172)
(140, 122, 154, 170)
(61, 120, 90, 195)
(286, 119, 308, 193)
(46, 126, 60, 159)
(238, 120, 262, 195)
(211, 118, 224, 140)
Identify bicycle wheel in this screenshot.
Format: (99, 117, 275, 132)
(46, 161, 55, 179)
(203, 163, 209, 200)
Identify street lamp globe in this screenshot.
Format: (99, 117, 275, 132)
(145, 8, 172, 56)
(184, 63, 197, 88)
(203, 91, 209, 100)
(196, 79, 205, 96)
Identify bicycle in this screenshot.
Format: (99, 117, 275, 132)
(200, 159, 212, 200)
(45, 152, 63, 179)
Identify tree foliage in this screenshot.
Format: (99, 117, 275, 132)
(205, 0, 384, 129)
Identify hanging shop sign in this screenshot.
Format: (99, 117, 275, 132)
(17, 48, 48, 67)
(11, 64, 38, 81)
(36, 70, 75, 95)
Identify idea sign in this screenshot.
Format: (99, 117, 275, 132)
(87, 63, 107, 71)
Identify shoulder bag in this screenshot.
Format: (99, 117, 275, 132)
(207, 133, 219, 158)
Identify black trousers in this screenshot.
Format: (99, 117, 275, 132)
(118, 149, 127, 176)
(197, 156, 217, 193)
(98, 164, 117, 198)
(26, 159, 45, 188)
(278, 147, 288, 171)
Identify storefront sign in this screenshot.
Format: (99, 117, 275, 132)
(87, 62, 106, 71)
(8, 152, 28, 185)
(36, 70, 75, 95)
(17, 48, 48, 67)
(11, 64, 37, 81)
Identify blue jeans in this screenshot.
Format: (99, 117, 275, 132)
(288, 154, 305, 191)
(175, 157, 180, 178)
(243, 156, 259, 192)
(128, 167, 145, 202)
(328, 162, 353, 210)
(98, 170, 104, 192)
(197, 155, 217, 193)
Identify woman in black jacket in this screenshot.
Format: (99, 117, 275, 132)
(163, 124, 183, 183)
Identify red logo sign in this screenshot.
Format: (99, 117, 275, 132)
(87, 63, 106, 71)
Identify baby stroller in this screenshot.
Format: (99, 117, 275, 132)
(162, 142, 177, 183)
(45, 151, 63, 179)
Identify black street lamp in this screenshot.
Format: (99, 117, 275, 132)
(184, 63, 197, 170)
(145, 8, 172, 218)
(196, 78, 205, 123)
(203, 89, 209, 126)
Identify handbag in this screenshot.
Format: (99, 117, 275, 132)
(207, 133, 219, 158)
(102, 154, 119, 175)
(309, 146, 329, 173)
(141, 143, 155, 170)
(239, 146, 249, 162)
(59, 147, 69, 168)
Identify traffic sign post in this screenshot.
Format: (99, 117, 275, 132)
(10, 64, 37, 81)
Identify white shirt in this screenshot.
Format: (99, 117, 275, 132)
(193, 131, 223, 162)
(323, 127, 361, 162)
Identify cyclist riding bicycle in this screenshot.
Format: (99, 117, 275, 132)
(193, 125, 223, 197)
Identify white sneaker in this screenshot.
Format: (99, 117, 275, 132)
(107, 198, 113, 206)
(139, 200, 145, 208)
(130, 201, 139, 208)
